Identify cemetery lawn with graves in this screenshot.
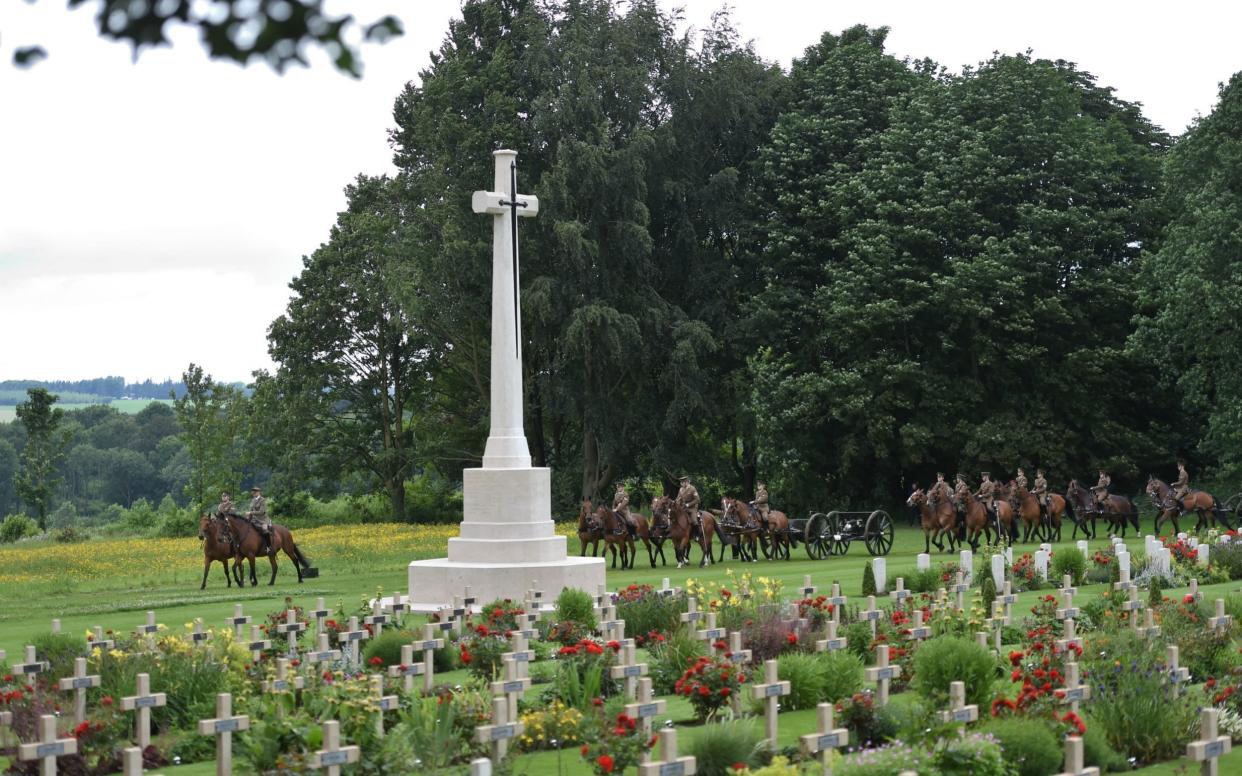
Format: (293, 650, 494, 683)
(1, 522, 1240, 775)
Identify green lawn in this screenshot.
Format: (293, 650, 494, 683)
(0, 398, 172, 424)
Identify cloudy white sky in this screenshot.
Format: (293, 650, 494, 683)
(1, 1, 1238, 384)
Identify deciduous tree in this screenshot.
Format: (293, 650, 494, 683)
(13, 388, 72, 528)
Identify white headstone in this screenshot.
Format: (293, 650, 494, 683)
(405, 148, 604, 610)
(990, 554, 1005, 587)
(1034, 550, 1049, 579)
(1117, 551, 1130, 577)
(872, 558, 887, 593)
(1077, 540, 1089, 558)
(917, 553, 930, 571)
(1197, 544, 1209, 565)
(959, 549, 973, 583)
(1005, 546, 1014, 565)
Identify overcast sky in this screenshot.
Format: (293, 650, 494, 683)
(1, 1, 1238, 384)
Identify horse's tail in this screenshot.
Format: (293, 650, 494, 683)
(290, 541, 311, 569)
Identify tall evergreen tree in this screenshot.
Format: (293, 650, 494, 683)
(13, 387, 71, 528)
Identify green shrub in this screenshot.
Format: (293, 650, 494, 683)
(1090, 657, 1199, 763)
(1148, 574, 1164, 606)
(684, 718, 763, 776)
(818, 649, 865, 702)
(32, 631, 89, 679)
(981, 717, 1061, 776)
(1082, 721, 1128, 773)
(554, 587, 596, 630)
(839, 741, 939, 776)
(1052, 548, 1086, 585)
(615, 588, 683, 644)
(648, 629, 705, 695)
(0, 513, 38, 543)
(905, 567, 942, 593)
(1211, 542, 1242, 580)
(363, 629, 411, 667)
(772, 653, 825, 711)
(938, 731, 1009, 776)
(156, 506, 198, 537)
(843, 621, 875, 661)
(862, 560, 877, 597)
(53, 526, 87, 543)
(911, 636, 995, 708)
(979, 575, 996, 614)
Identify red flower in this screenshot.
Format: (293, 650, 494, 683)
(1206, 678, 1217, 689)
(786, 633, 798, 645)
(593, 697, 604, 707)
(73, 721, 91, 738)
(1184, 594, 1195, 604)
(100, 695, 113, 707)
(369, 656, 383, 667)
(719, 687, 731, 697)
(607, 640, 622, 652)
(461, 649, 472, 665)
(580, 745, 590, 757)
(597, 754, 614, 773)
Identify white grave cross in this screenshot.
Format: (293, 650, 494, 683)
(18, 714, 77, 776)
(491, 656, 531, 724)
(390, 644, 425, 693)
(58, 657, 101, 725)
(412, 623, 446, 694)
(369, 675, 399, 737)
(609, 641, 647, 701)
(475, 696, 523, 762)
(800, 702, 848, 776)
(1208, 598, 1233, 634)
(860, 595, 882, 637)
(226, 604, 251, 639)
(939, 681, 978, 724)
(1187, 707, 1232, 776)
(1055, 735, 1100, 776)
(311, 719, 359, 776)
(1166, 645, 1191, 696)
(276, 609, 306, 658)
(864, 644, 901, 707)
(197, 692, 249, 776)
(14, 645, 48, 677)
(1057, 661, 1091, 714)
(338, 616, 369, 667)
(638, 728, 696, 776)
(624, 677, 667, 764)
(246, 625, 271, 663)
(121, 673, 167, 749)
(751, 659, 791, 748)
(264, 657, 305, 694)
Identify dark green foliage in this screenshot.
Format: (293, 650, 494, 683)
(32, 631, 88, 680)
(905, 568, 942, 593)
(648, 629, 706, 696)
(818, 649, 866, 702)
(1051, 549, 1087, 586)
(554, 587, 596, 630)
(979, 575, 997, 615)
(1089, 654, 1199, 763)
(172, 364, 245, 512)
(862, 560, 877, 597)
(981, 718, 1062, 776)
(844, 621, 876, 661)
(14, 388, 71, 528)
(1082, 723, 1129, 773)
(911, 636, 995, 707)
(1211, 542, 1242, 581)
(0, 513, 38, 543)
(363, 629, 412, 668)
(684, 719, 763, 776)
(1148, 575, 1165, 606)
(769, 653, 826, 711)
(615, 590, 683, 644)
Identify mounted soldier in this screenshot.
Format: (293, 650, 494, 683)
(932, 472, 952, 501)
(612, 482, 637, 539)
(752, 480, 770, 529)
(1092, 470, 1111, 510)
(1173, 461, 1191, 501)
(676, 476, 701, 530)
(1033, 469, 1049, 514)
(214, 491, 238, 546)
(247, 486, 272, 555)
(1014, 468, 1028, 490)
(975, 472, 998, 533)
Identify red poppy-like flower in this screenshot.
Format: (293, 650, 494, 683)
(597, 752, 615, 772)
(580, 745, 590, 757)
(607, 640, 622, 652)
(73, 721, 91, 738)
(719, 687, 731, 697)
(101, 695, 113, 707)
(369, 657, 383, 667)
(786, 633, 798, 645)
(322, 671, 333, 681)
(1206, 678, 1217, 689)
(593, 697, 604, 707)
(1011, 669, 1022, 682)
(1008, 650, 1024, 666)
(1184, 594, 1195, 604)
(586, 641, 604, 656)
(461, 649, 473, 665)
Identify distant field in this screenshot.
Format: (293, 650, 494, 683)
(0, 398, 173, 424)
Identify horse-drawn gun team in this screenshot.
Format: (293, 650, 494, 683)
(578, 462, 1240, 570)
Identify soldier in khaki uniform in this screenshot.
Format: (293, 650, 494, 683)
(612, 482, 636, 537)
(1172, 461, 1190, 501)
(752, 481, 770, 527)
(247, 486, 272, 554)
(1015, 468, 1028, 490)
(932, 472, 951, 501)
(975, 472, 999, 532)
(1092, 470, 1111, 509)
(1033, 469, 1049, 508)
(217, 491, 237, 518)
(676, 476, 701, 528)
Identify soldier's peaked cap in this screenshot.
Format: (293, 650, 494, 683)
(250, 486, 262, 492)
(679, 475, 690, 481)
(981, 472, 990, 477)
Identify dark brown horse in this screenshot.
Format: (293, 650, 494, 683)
(1146, 476, 1229, 534)
(577, 499, 603, 557)
(1096, 492, 1141, 538)
(599, 505, 635, 569)
(907, 486, 956, 553)
(224, 515, 312, 586)
(953, 485, 994, 550)
(197, 514, 240, 590)
(720, 498, 762, 562)
(653, 496, 721, 568)
(1065, 480, 1097, 539)
(1012, 485, 1067, 543)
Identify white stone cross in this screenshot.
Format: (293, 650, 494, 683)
(724, 631, 751, 716)
(997, 580, 1017, 621)
(1208, 598, 1233, 634)
(800, 702, 848, 776)
(1121, 586, 1143, 631)
(658, 577, 680, 598)
(597, 604, 623, 641)
(680, 597, 703, 630)
(264, 657, 305, 694)
(1187, 707, 1232, 775)
(277, 609, 306, 658)
(58, 657, 100, 725)
(338, 616, 369, 667)
(411, 623, 446, 693)
(364, 600, 389, 641)
(18, 714, 77, 776)
(502, 632, 535, 681)
(951, 572, 970, 612)
(311, 719, 359, 776)
(1135, 607, 1161, 640)
(14, 645, 48, 677)
(816, 619, 847, 653)
(491, 656, 531, 724)
(1056, 618, 1083, 655)
(624, 677, 667, 763)
(386, 592, 408, 621)
(136, 611, 159, 651)
(389, 644, 425, 692)
(907, 609, 931, 643)
(827, 581, 848, 620)
(190, 618, 210, 646)
(695, 611, 726, 647)
(369, 675, 399, 737)
(246, 625, 271, 663)
(476, 696, 523, 762)
(987, 601, 1006, 653)
(975, 631, 990, 651)
(860, 595, 883, 638)
(88, 625, 114, 652)
(752, 659, 791, 748)
(471, 149, 540, 464)
(121, 673, 166, 749)
(197, 692, 249, 776)
(864, 644, 901, 707)
(306, 632, 342, 673)
(1056, 586, 1080, 622)
(1057, 661, 1091, 714)
(310, 598, 330, 639)
(1055, 735, 1099, 776)
(226, 604, 251, 639)
(800, 574, 816, 597)
(638, 728, 696, 776)
(610, 641, 647, 701)
(1113, 564, 1135, 594)
(1166, 644, 1191, 696)
(1188, 578, 1202, 603)
(889, 576, 911, 607)
(939, 681, 978, 724)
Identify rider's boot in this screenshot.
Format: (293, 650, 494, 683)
(261, 530, 272, 555)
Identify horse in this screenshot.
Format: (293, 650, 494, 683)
(223, 514, 312, 586)
(719, 498, 760, 562)
(1146, 476, 1229, 534)
(599, 504, 635, 569)
(952, 485, 994, 551)
(762, 507, 794, 561)
(627, 510, 663, 567)
(907, 486, 956, 554)
(654, 496, 721, 568)
(1065, 480, 1097, 539)
(1095, 492, 1141, 538)
(577, 499, 603, 557)
(197, 514, 240, 590)
(1012, 485, 1067, 543)
(991, 483, 1019, 543)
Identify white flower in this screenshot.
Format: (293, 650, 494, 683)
(1218, 707, 1242, 743)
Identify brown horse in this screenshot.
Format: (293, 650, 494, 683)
(577, 499, 603, 557)
(1012, 485, 1067, 543)
(761, 507, 794, 561)
(1065, 480, 1097, 539)
(599, 505, 635, 569)
(991, 483, 1019, 543)
(653, 496, 721, 568)
(1096, 491, 1141, 538)
(197, 514, 240, 590)
(720, 498, 762, 562)
(1146, 476, 1229, 534)
(907, 486, 956, 554)
(953, 485, 995, 550)
(627, 511, 662, 567)
(224, 515, 312, 586)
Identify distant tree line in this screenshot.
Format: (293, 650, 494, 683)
(0, 378, 192, 403)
